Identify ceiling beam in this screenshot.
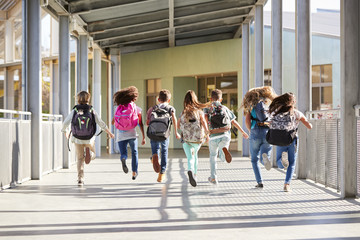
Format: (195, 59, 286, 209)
(176, 33, 234, 46)
(233, 24, 242, 38)
(168, 0, 175, 47)
(68, 0, 145, 14)
(119, 41, 169, 54)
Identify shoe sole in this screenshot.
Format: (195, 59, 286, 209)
(152, 154, 160, 173)
(262, 153, 272, 170)
(132, 173, 138, 180)
(208, 177, 217, 185)
(157, 174, 164, 183)
(85, 147, 91, 164)
(121, 159, 129, 173)
(281, 152, 289, 170)
(222, 147, 232, 163)
(188, 171, 197, 187)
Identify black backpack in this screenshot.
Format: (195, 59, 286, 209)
(71, 104, 97, 140)
(209, 104, 231, 129)
(147, 105, 172, 141)
(266, 112, 297, 146)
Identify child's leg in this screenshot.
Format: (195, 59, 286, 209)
(249, 134, 263, 184)
(182, 143, 195, 172)
(88, 142, 96, 160)
(259, 139, 272, 165)
(118, 140, 129, 160)
(150, 140, 160, 156)
(218, 135, 231, 162)
(276, 146, 286, 169)
(209, 138, 220, 180)
(159, 138, 170, 173)
(192, 143, 201, 174)
(75, 144, 85, 181)
(285, 138, 298, 184)
(128, 138, 138, 173)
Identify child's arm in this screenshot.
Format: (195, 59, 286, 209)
(200, 113, 210, 142)
(231, 119, 249, 139)
(105, 128, 115, 139)
(171, 112, 181, 139)
(300, 116, 313, 129)
(245, 113, 252, 132)
(111, 117, 115, 125)
(138, 113, 146, 145)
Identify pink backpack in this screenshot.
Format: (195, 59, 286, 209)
(114, 102, 139, 130)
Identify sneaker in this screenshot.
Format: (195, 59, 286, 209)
(157, 172, 165, 183)
(281, 152, 289, 170)
(222, 147, 232, 163)
(152, 154, 160, 173)
(77, 180, 84, 186)
(208, 177, 218, 185)
(188, 171, 197, 187)
(284, 184, 291, 192)
(255, 183, 264, 188)
(262, 153, 272, 171)
(85, 147, 91, 164)
(121, 158, 128, 174)
(132, 172, 138, 180)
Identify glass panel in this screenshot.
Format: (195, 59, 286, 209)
(0, 22, 5, 64)
(312, 87, 320, 110)
(222, 93, 228, 105)
(0, 68, 4, 110)
(14, 11, 22, 61)
(147, 79, 155, 93)
(264, 69, 271, 86)
(155, 79, 161, 92)
(146, 96, 157, 112)
(14, 69, 22, 111)
(41, 13, 51, 58)
(321, 86, 333, 110)
(42, 62, 51, 113)
(322, 65, 332, 83)
(312, 66, 320, 83)
(198, 77, 206, 104)
(216, 75, 237, 89)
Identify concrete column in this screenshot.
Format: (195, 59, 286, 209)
(255, 4, 264, 87)
(340, 0, 359, 198)
(26, 0, 42, 179)
(272, 0, 282, 95)
(59, 16, 71, 168)
(296, 0, 311, 179)
(79, 34, 88, 91)
(93, 48, 102, 157)
(110, 51, 121, 154)
(242, 22, 250, 157)
(22, 0, 28, 111)
(52, 63, 59, 114)
(4, 70, 14, 110)
(5, 18, 15, 63)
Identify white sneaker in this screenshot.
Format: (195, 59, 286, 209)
(262, 153, 272, 171)
(281, 152, 289, 170)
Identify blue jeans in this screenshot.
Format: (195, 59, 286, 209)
(182, 142, 202, 174)
(150, 138, 170, 173)
(118, 138, 138, 173)
(276, 138, 298, 184)
(249, 127, 272, 184)
(209, 135, 231, 180)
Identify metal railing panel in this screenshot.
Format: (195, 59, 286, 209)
(0, 120, 12, 189)
(316, 120, 326, 185)
(42, 122, 53, 175)
(325, 119, 339, 189)
(53, 122, 63, 170)
(306, 120, 317, 181)
(355, 105, 360, 196)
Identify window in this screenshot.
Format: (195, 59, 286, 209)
(264, 69, 272, 86)
(312, 64, 332, 110)
(146, 79, 161, 111)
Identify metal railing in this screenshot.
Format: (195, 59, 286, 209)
(305, 109, 341, 190)
(0, 109, 32, 190)
(355, 105, 360, 197)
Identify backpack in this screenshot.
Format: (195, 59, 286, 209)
(266, 112, 297, 146)
(114, 102, 139, 130)
(208, 104, 231, 129)
(147, 105, 172, 141)
(251, 101, 270, 127)
(71, 104, 97, 140)
(179, 111, 205, 143)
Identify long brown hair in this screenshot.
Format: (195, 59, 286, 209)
(269, 92, 295, 116)
(240, 86, 277, 114)
(183, 90, 208, 119)
(113, 86, 139, 106)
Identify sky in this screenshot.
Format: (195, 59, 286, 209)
(264, 0, 340, 12)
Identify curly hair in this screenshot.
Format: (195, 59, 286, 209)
(183, 90, 208, 120)
(269, 92, 296, 116)
(113, 86, 139, 106)
(240, 86, 277, 114)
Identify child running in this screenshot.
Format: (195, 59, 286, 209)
(61, 91, 115, 186)
(147, 89, 181, 183)
(112, 86, 146, 180)
(178, 90, 210, 187)
(204, 89, 249, 184)
(267, 92, 312, 192)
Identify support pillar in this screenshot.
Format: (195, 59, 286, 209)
(242, 22, 250, 157)
(5, 18, 15, 63)
(272, 0, 282, 95)
(26, 0, 42, 179)
(52, 63, 59, 114)
(5, 70, 14, 110)
(255, 4, 264, 87)
(59, 16, 71, 168)
(110, 50, 121, 154)
(93, 48, 102, 157)
(22, 0, 28, 111)
(296, 0, 311, 179)
(340, 0, 359, 198)
(79, 34, 88, 91)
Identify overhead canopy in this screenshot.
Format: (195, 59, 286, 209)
(46, 0, 261, 54)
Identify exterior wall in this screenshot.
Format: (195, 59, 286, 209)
(121, 39, 242, 149)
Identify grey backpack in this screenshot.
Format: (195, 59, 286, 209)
(146, 105, 172, 141)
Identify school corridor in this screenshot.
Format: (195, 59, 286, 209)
(1, 148, 360, 240)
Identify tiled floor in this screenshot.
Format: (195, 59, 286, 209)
(0, 149, 360, 240)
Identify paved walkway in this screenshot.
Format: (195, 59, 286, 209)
(1, 149, 360, 240)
